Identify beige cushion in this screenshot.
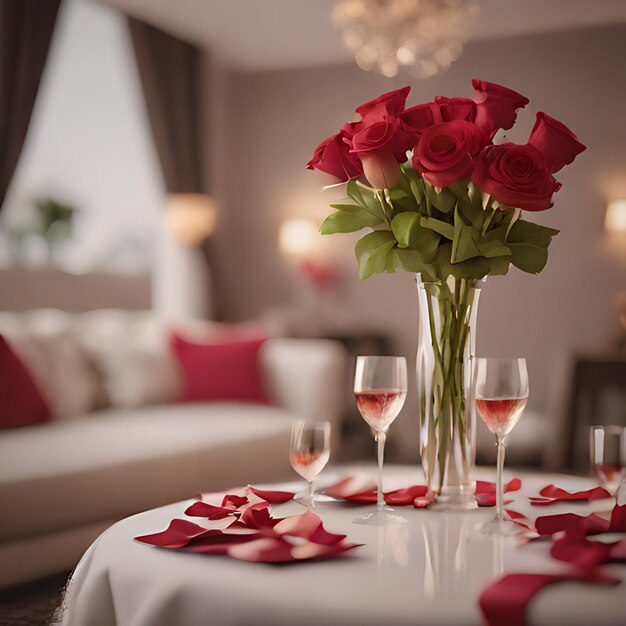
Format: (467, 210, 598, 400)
(0, 310, 107, 419)
(0, 403, 295, 542)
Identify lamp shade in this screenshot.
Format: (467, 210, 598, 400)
(605, 199, 626, 234)
(165, 194, 217, 246)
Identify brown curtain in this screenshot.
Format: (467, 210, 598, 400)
(127, 17, 204, 193)
(128, 18, 221, 317)
(0, 0, 61, 210)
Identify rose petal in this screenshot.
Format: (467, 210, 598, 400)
(413, 495, 435, 508)
(538, 484, 612, 501)
(535, 512, 610, 537)
(384, 485, 428, 506)
(240, 502, 278, 530)
(185, 501, 239, 520)
(247, 485, 295, 504)
(222, 494, 248, 509)
(135, 519, 215, 548)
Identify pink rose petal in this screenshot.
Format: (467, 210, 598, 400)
(228, 537, 294, 562)
(384, 485, 428, 506)
(413, 495, 435, 508)
(323, 477, 377, 500)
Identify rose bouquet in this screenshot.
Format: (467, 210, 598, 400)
(307, 80, 585, 508)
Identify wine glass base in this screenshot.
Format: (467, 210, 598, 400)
(479, 517, 520, 536)
(294, 496, 315, 509)
(353, 507, 407, 526)
(313, 493, 340, 503)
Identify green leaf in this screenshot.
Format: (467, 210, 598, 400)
(509, 243, 549, 274)
(409, 179, 423, 205)
(448, 179, 471, 199)
(391, 212, 440, 262)
(329, 203, 366, 214)
(458, 200, 485, 231)
(431, 242, 490, 281)
(507, 219, 559, 247)
(431, 187, 456, 213)
(451, 207, 482, 263)
(391, 212, 419, 248)
(421, 216, 454, 240)
(354, 230, 397, 280)
(477, 238, 511, 258)
(346, 180, 386, 222)
(488, 256, 511, 276)
(391, 248, 428, 273)
(320, 210, 380, 234)
(386, 188, 418, 212)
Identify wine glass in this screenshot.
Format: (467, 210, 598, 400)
(353, 356, 407, 525)
(290, 421, 331, 507)
(590, 425, 626, 493)
(474, 357, 528, 535)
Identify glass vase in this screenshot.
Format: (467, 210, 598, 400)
(416, 274, 482, 510)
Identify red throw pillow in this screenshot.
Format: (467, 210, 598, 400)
(0, 335, 51, 429)
(170, 332, 272, 405)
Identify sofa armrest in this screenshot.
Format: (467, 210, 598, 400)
(261, 339, 349, 448)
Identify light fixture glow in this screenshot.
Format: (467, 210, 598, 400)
(279, 219, 319, 257)
(332, 0, 477, 79)
(605, 199, 626, 234)
(165, 194, 217, 247)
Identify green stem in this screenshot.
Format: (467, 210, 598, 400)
(376, 190, 392, 227)
(481, 207, 496, 235)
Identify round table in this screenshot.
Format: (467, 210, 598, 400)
(61, 466, 626, 626)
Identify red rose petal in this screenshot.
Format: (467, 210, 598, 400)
(135, 519, 215, 548)
(247, 485, 295, 504)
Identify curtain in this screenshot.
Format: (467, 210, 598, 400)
(0, 0, 61, 211)
(128, 18, 221, 318)
(127, 17, 204, 193)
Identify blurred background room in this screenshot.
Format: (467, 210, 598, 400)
(0, 0, 625, 618)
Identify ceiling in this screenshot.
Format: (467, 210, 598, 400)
(100, 0, 626, 71)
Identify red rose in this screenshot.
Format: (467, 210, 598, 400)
(359, 151, 401, 189)
(434, 96, 477, 123)
(306, 123, 362, 182)
(402, 102, 439, 131)
(412, 120, 486, 188)
(355, 86, 411, 121)
(348, 117, 405, 187)
(472, 143, 561, 211)
(350, 117, 400, 154)
(472, 79, 529, 135)
(528, 112, 586, 173)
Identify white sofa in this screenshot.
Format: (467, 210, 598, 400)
(0, 310, 348, 588)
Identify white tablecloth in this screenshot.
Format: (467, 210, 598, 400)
(60, 466, 626, 626)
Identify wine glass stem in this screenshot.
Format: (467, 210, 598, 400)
(496, 436, 506, 520)
(376, 431, 386, 511)
(307, 480, 314, 505)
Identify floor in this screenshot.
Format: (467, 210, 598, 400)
(0, 573, 69, 626)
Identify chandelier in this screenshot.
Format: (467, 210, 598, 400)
(332, 0, 478, 79)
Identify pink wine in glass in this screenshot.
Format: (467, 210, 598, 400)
(476, 397, 528, 437)
(355, 389, 407, 431)
(290, 449, 330, 483)
(594, 463, 623, 485)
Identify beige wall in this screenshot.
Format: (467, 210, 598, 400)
(208, 24, 626, 458)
